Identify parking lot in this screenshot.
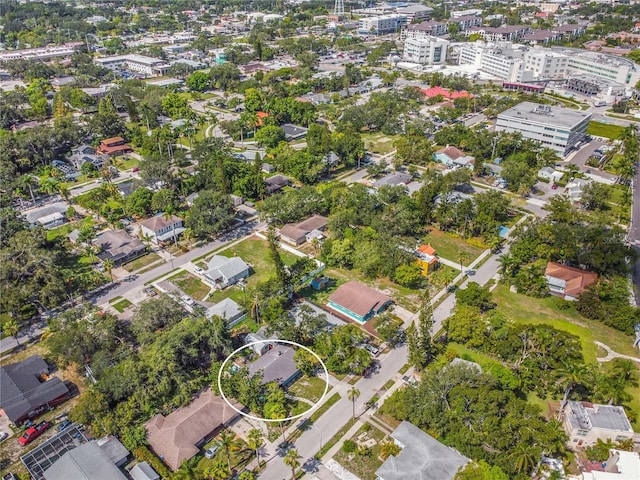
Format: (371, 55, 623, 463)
(21, 424, 88, 480)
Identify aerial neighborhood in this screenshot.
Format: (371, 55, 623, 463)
(2, 0, 640, 479)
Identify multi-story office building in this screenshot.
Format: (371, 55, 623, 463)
(496, 102, 591, 156)
(466, 25, 533, 42)
(358, 15, 407, 35)
(397, 5, 433, 23)
(458, 41, 528, 82)
(523, 47, 569, 78)
(403, 36, 449, 65)
(94, 54, 171, 77)
(553, 47, 640, 86)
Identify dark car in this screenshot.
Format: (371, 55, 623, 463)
(57, 420, 72, 432)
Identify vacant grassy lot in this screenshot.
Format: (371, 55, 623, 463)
(122, 253, 161, 272)
(169, 271, 211, 301)
(586, 121, 624, 140)
(422, 229, 485, 264)
(112, 299, 132, 313)
(289, 375, 328, 404)
(361, 132, 399, 155)
(333, 423, 387, 480)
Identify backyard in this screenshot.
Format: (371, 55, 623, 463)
(197, 433, 252, 477)
(288, 375, 328, 404)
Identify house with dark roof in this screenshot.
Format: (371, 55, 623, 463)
(281, 124, 308, 141)
(0, 355, 71, 425)
(42, 442, 127, 480)
(139, 214, 185, 244)
(265, 174, 291, 194)
(562, 401, 638, 447)
(327, 281, 392, 323)
(93, 230, 146, 266)
(203, 255, 250, 288)
(96, 137, 133, 156)
(145, 387, 242, 471)
(248, 345, 301, 387)
(376, 421, 469, 480)
(373, 172, 412, 188)
(545, 262, 598, 301)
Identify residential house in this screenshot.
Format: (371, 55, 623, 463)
(248, 345, 301, 387)
(139, 214, 185, 244)
(434, 146, 476, 170)
(145, 387, 242, 470)
(130, 462, 160, 480)
(322, 151, 340, 169)
(42, 442, 127, 480)
(240, 62, 269, 76)
(93, 230, 146, 266)
(51, 76, 76, 90)
(69, 145, 106, 170)
(415, 244, 439, 275)
(562, 401, 637, 447)
(205, 298, 246, 326)
(466, 25, 533, 42)
(581, 449, 640, 480)
(203, 255, 250, 288)
(96, 137, 133, 156)
(538, 166, 564, 183)
(375, 421, 469, 480)
(279, 214, 328, 246)
(565, 178, 590, 202)
(262, 163, 276, 174)
(327, 281, 392, 323)
(281, 124, 309, 141)
(545, 262, 598, 301)
(0, 355, 71, 425)
(373, 172, 413, 188)
(265, 174, 291, 194)
(245, 332, 272, 356)
(25, 202, 69, 229)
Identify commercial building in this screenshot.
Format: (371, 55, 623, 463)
(396, 5, 433, 23)
(403, 36, 449, 65)
(555, 47, 640, 86)
(94, 54, 171, 77)
(523, 46, 569, 79)
(0, 42, 83, 62)
(466, 25, 533, 42)
(563, 401, 637, 447)
(402, 20, 448, 39)
(495, 102, 591, 156)
(358, 14, 407, 35)
(458, 41, 528, 82)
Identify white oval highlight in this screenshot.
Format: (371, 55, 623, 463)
(217, 339, 330, 423)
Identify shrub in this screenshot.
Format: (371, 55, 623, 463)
(133, 445, 172, 479)
(342, 440, 356, 453)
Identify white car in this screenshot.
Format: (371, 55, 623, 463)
(0, 431, 8, 442)
(194, 267, 204, 274)
(181, 295, 195, 306)
(204, 445, 219, 459)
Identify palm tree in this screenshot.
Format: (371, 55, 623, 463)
(348, 387, 360, 418)
(509, 443, 540, 475)
(103, 259, 115, 282)
(557, 362, 590, 418)
(247, 428, 264, 468)
(175, 457, 203, 480)
(21, 175, 38, 204)
(615, 438, 634, 451)
(163, 209, 179, 245)
(3, 318, 21, 346)
(218, 429, 242, 473)
(379, 440, 401, 460)
(238, 472, 256, 480)
(283, 448, 301, 480)
(183, 227, 194, 248)
(204, 460, 230, 480)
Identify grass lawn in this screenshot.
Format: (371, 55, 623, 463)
(114, 156, 139, 170)
(168, 271, 211, 301)
(361, 132, 399, 155)
(333, 423, 387, 480)
(231, 317, 260, 334)
(209, 237, 299, 304)
(492, 284, 638, 362)
(197, 435, 252, 475)
(587, 121, 624, 140)
(422, 228, 485, 264)
(112, 299, 132, 313)
(122, 253, 161, 272)
(289, 375, 328, 404)
(309, 392, 341, 423)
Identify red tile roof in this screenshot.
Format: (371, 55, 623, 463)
(417, 244, 436, 256)
(419, 86, 473, 99)
(545, 262, 598, 298)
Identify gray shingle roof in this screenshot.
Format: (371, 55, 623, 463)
(42, 442, 127, 480)
(248, 346, 299, 386)
(376, 421, 469, 480)
(205, 298, 244, 322)
(206, 255, 250, 282)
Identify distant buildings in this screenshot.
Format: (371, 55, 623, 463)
(94, 54, 171, 77)
(545, 262, 598, 301)
(358, 14, 407, 35)
(376, 421, 469, 480)
(495, 102, 591, 156)
(396, 5, 433, 23)
(563, 401, 637, 447)
(0, 42, 83, 62)
(403, 36, 449, 65)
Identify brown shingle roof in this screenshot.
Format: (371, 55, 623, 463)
(140, 214, 183, 233)
(328, 281, 391, 319)
(545, 262, 598, 297)
(296, 214, 328, 232)
(436, 146, 465, 160)
(280, 224, 307, 243)
(145, 388, 242, 471)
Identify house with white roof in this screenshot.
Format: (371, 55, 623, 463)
(563, 401, 637, 447)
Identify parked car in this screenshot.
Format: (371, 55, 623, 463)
(205, 444, 220, 459)
(464, 269, 476, 276)
(551, 183, 558, 190)
(0, 431, 8, 442)
(19, 421, 51, 445)
(363, 344, 380, 357)
(57, 420, 72, 432)
(132, 167, 140, 172)
(194, 267, 204, 274)
(182, 295, 195, 306)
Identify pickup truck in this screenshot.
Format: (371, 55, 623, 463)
(19, 421, 51, 446)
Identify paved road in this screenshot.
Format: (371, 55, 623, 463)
(565, 140, 617, 181)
